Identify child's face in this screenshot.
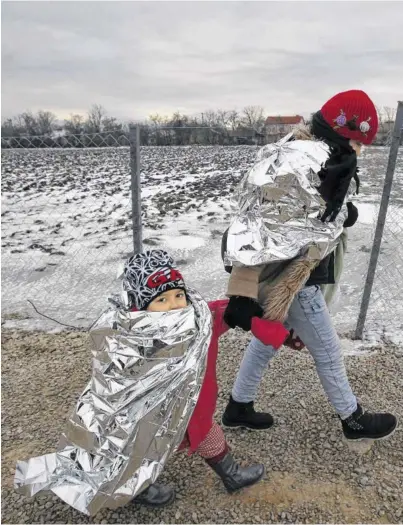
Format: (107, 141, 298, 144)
(349, 139, 362, 156)
(147, 288, 187, 312)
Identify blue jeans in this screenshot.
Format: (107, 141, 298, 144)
(232, 285, 358, 419)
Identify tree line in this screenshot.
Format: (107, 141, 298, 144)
(1, 104, 267, 148)
(1, 104, 398, 148)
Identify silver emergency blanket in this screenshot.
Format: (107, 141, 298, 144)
(224, 133, 348, 268)
(14, 288, 212, 516)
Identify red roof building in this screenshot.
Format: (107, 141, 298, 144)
(264, 115, 305, 143)
(265, 115, 304, 125)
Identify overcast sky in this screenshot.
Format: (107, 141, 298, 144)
(2, 1, 403, 121)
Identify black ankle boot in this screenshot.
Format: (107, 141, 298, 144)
(206, 453, 265, 493)
(341, 404, 398, 441)
(132, 483, 175, 507)
(222, 396, 274, 430)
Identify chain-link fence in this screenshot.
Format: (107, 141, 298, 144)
(355, 101, 403, 343)
(1, 131, 136, 330)
(1, 131, 131, 149)
(1, 126, 237, 331)
(2, 115, 403, 340)
(1, 125, 262, 149)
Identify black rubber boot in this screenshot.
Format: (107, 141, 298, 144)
(132, 483, 175, 507)
(222, 396, 274, 430)
(206, 453, 265, 493)
(341, 404, 398, 441)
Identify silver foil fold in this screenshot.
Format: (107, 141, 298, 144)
(14, 289, 212, 516)
(224, 134, 348, 267)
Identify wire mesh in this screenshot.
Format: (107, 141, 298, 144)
(357, 113, 403, 343)
(1, 129, 256, 330)
(2, 124, 402, 338)
(1, 133, 133, 330)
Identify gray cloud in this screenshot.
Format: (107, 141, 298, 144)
(2, 1, 403, 120)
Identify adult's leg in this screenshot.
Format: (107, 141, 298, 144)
(224, 285, 396, 438)
(223, 329, 287, 429)
(225, 284, 356, 421)
(286, 285, 357, 419)
(229, 286, 356, 418)
(289, 286, 397, 439)
(232, 336, 279, 404)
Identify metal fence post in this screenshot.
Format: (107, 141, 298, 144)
(355, 101, 403, 339)
(129, 125, 142, 254)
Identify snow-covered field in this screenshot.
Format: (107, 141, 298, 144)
(1, 145, 403, 346)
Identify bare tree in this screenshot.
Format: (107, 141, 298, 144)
(383, 106, 397, 123)
(375, 106, 397, 145)
(148, 113, 169, 145)
(1, 112, 52, 137)
(242, 105, 265, 131)
(19, 112, 39, 135)
(2, 118, 15, 137)
(1, 117, 22, 137)
(37, 110, 56, 135)
(216, 110, 231, 129)
(137, 120, 151, 146)
(203, 110, 219, 127)
(376, 106, 396, 127)
(149, 113, 170, 128)
(85, 104, 107, 133)
(376, 105, 385, 132)
(167, 112, 192, 145)
(102, 116, 122, 132)
(228, 110, 240, 131)
(64, 114, 85, 135)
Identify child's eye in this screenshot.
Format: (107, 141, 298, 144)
(157, 297, 166, 303)
(177, 292, 185, 298)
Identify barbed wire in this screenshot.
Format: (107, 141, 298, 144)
(1, 125, 267, 150)
(1, 131, 130, 149)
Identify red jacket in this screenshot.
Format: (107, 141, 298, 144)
(182, 299, 288, 452)
(130, 301, 288, 453)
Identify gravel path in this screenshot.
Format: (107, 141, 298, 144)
(2, 328, 402, 524)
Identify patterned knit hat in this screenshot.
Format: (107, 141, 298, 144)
(321, 90, 378, 145)
(123, 250, 186, 310)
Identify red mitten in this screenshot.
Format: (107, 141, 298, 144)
(251, 317, 289, 350)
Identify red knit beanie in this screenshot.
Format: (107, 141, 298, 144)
(321, 90, 378, 145)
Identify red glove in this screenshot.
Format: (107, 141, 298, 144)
(284, 329, 305, 350)
(251, 317, 289, 350)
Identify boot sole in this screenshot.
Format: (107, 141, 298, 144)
(221, 418, 274, 431)
(225, 465, 266, 494)
(343, 419, 398, 442)
(132, 491, 176, 508)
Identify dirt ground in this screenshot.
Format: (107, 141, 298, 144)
(1, 328, 402, 524)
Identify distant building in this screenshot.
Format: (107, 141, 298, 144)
(228, 126, 265, 146)
(265, 115, 305, 143)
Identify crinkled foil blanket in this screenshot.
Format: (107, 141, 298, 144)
(14, 289, 212, 516)
(224, 134, 348, 268)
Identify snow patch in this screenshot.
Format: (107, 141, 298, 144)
(2, 145, 403, 353)
(164, 235, 206, 250)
